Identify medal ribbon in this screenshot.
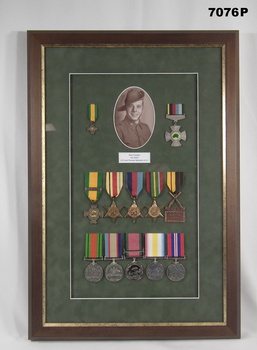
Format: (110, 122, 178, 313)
(84, 172, 103, 202)
(104, 233, 123, 259)
(167, 103, 183, 115)
(87, 104, 98, 122)
(126, 172, 143, 198)
(144, 233, 166, 258)
(125, 233, 143, 258)
(145, 172, 163, 198)
(166, 172, 183, 193)
(166, 233, 185, 258)
(84, 233, 103, 259)
(105, 172, 123, 198)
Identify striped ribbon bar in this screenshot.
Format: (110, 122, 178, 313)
(84, 172, 103, 202)
(106, 172, 123, 198)
(167, 103, 183, 115)
(104, 233, 123, 259)
(166, 172, 183, 194)
(166, 233, 185, 258)
(145, 172, 163, 198)
(144, 233, 166, 258)
(87, 104, 98, 122)
(126, 172, 143, 198)
(84, 233, 103, 259)
(125, 233, 143, 258)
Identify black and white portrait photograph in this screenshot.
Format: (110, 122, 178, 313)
(114, 86, 155, 149)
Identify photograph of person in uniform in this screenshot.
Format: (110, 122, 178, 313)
(114, 87, 155, 149)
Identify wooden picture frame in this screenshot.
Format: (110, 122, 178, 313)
(28, 30, 240, 340)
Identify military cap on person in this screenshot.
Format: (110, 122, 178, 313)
(118, 88, 145, 111)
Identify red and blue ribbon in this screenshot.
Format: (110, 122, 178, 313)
(166, 233, 185, 258)
(126, 172, 143, 198)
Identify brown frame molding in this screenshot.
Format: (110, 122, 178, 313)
(28, 31, 240, 340)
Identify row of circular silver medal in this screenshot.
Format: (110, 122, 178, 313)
(84, 258, 186, 283)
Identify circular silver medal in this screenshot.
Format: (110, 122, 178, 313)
(146, 261, 165, 281)
(105, 262, 124, 282)
(126, 261, 144, 281)
(166, 262, 186, 281)
(84, 262, 103, 282)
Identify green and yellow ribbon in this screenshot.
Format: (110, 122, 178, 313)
(87, 104, 98, 122)
(145, 172, 163, 198)
(84, 172, 103, 202)
(84, 233, 103, 259)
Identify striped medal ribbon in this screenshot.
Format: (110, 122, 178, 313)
(166, 172, 183, 194)
(166, 103, 183, 115)
(166, 233, 186, 282)
(105, 172, 123, 198)
(104, 233, 123, 259)
(145, 233, 166, 281)
(125, 172, 144, 222)
(87, 104, 98, 122)
(84, 172, 103, 202)
(84, 233, 103, 259)
(87, 104, 99, 134)
(84, 233, 104, 283)
(105, 172, 124, 222)
(84, 172, 104, 224)
(104, 233, 124, 282)
(125, 233, 144, 280)
(145, 172, 164, 221)
(144, 233, 166, 258)
(165, 172, 185, 223)
(145, 172, 163, 198)
(125, 233, 143, 258)
(166, 233, 185, 258)
(126, 172, 143, 198)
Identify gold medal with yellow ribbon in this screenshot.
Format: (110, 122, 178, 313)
(83, 172, 104, 224)
(86, 104, 99, 134)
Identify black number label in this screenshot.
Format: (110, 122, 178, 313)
(209, 7, 248, 17)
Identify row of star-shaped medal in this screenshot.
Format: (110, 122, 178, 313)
(84, 233, 186, 283)
(83, 171, 185, 223)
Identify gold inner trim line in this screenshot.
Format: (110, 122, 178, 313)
(221, 43, 227, 325)
(41, 43, 47, 326)
(41, 43, 227, 327)
(43, 43, 224, 49)
(44, 321, 226, 328)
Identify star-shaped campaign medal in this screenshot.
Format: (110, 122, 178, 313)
(145, 199, 164, 222)
(83, 203, 104, 224)
(125, 199, 144, 223)
(104, 200, 123, 223)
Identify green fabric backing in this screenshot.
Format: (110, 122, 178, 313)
(45, 46, 223, 324)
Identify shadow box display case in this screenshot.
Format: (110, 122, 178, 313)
(28, 30, 240, 340)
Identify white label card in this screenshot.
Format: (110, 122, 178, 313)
(118, 152, 151, 164)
